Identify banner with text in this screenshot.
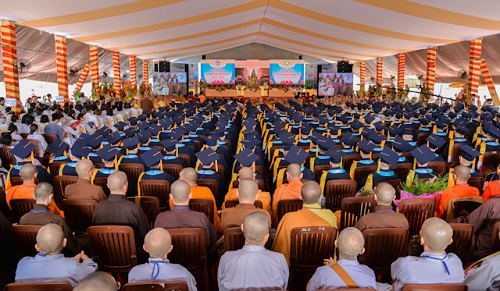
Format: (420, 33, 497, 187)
(152, 72, 187, 96)
(269, 60, 304, 85)
(200, 60, 235, 84)
(318, 72, 353, 96)
(305, 64, 318, 90)
(188, 63, 198, 89)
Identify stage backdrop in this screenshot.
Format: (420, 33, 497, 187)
(235, 60, 270, 85)
(269, 60, 305, 85)
(188, 63, 198, 89)
(200, 60, 235, 84)
(305, 64, 318, 90)
(152, 72, 187, 96)
(318, 72, 353, 96)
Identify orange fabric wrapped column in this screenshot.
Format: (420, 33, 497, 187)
(73, 64, 90, 95)
(1, 21, 22, 114)
(397, 53, 405, 88)
(89, 45, 99, 94)
(469, 39, 482, 95)
(359, 61, 365, 89)
(376, 58, 383, 85)
(426, 47, 437, 94)
(130, 55, 136, 87)
(479, 58, 499, 105)
(55, 35, 69, 102)
(142, 60, 149, 86)
(113, 51, 121, 91)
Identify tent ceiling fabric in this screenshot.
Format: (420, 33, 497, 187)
(1, 0, 500, 83)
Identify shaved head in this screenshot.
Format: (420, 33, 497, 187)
(74, 272, 117, 291)
(19, 163, 37, 180)
(107, 171, 128, 194)
(301, 181, 321, 204)
(34, 182, 54, 203)
(375, 182, 396, 205)
(243, 212, 270, 245)
(170, 180, 191, 204)
(454, 165, 471, 183)
(144, 228, 172, 259)
(75, 159, 94, 178)
(338, 227, 365, 260)
(238, 179, 258, 202)
(238, 167, 254, 180)
(287, 163, 302, 180)
(421, 218, 453, 252)
(180, 167, 197, 184)
(36, 224, 65, 255)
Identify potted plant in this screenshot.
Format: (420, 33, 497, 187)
(394, 174, 449, 206)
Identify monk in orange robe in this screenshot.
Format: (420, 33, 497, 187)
(272, 164, 304, 222)
(222, 167, 271, 213)
(435, 165, 480, 219)
(6, 163, 64, 217)
(169, 167, 221, 234)
(482, 179, 500, 202)
(272, 181, 336, 265)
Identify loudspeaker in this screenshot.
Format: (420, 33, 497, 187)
(185, 64, 189, 76)
(154, 61, 170, 72)
(299, 55, 302, 60)
(318, 65, 322, 73)
(337, 61, 353, 73)
(201, 55, 206, 60)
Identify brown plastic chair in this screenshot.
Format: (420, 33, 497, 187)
(277, 199, 303, 223)
(324, 179, 357, 211)
(122, 280, 189, 291)
(453, 200, 482, 218)
(224, 226, 245, 252)
(468, 176, 484, 193)
(224, 199, 263, 209)
(178, 153, 191, 167)
(416, 132, 431, 146)
(196, 179, 219, 200)
(401, 284, 468, 291)
(127, 196, 160, 229)
(42, 133, 58, 144)
(48, 161, 67, 178)
(313, 165, 331, 182)
(119, 163, 145, 188)
(353, 165, 377, 190)
(427, 161, 448, 177)
(359, 228, 408, 275)
(10, 198, 36, 222)
(87, 225, 137, 273)
(61, 199, 98, 233)
(340, 197, 376, 230)
(398, 198, 435, 236)
(391, 163, 413, 180)
(139, 180, 170, 210)
(0, 146, 16, 168)
(162, 163, 183, 180)
(289, 226, 337, 291)
(447, 223, 474, 264)
(92, 177, 111, 197)
(482, 152, 500, 169)
(53, 175, 79, 207)
(491, 221, 500, 251)
(342, 153, 362, 174)
(4, 282, 72, 291)
(12, 224, 41, 258)
(10, 176, 24, 187)
(449, 143, 464, 168)
(189, 199, 214, 224)
(167, 228, 208, 291)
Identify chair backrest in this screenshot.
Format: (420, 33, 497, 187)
(224, 226, 245, 252)
(177, 153, 191, 168)
(450, 143, 463, 168)
(127, 196, 160, 229)
(10, 176, 24, 187)
(167, 228, 208, 290)
(290, 226, 337, 269)
(481, 152, 500, 170)
(224, 199, 263, 209)
(54, 175, 79, 207)
(4, 282, 73, 291)
(324, 179, 357, 211)
(0, 146, 16, 168)
(491, 220, 500, 251)
(398, 198, 435, 236)
(189, 199, 214, 224)
(92, 177, 110, 197)
(391, 163, 413, 181)
(468, 176, 484, 193)
(447, 223, 474, 264)
(427, 161, 448, 177)
(342, 153, 362, 173)
(139, 180, 170, 210)
(48, 162, 67, 178)
(353, 165, 377, 190)
(340, 197, 376, 230)
(42, 133, 58, 144)
(122, 281, 189, 291)
(416, 132, 431, 146)
(196, 179, 219, 199)
(277, 199, 303, 223)
(401, 283, 468, 291)
(61, 199, 98, 233)
(10, 198, 36, 222)
(12, 224, 41, 258)
(87, 225, 137, 273)
(453, 200, 482, 218)
(118, 163, 145, 186)
(313, 165, 331, 182)
(360, 228, 408, 274)
(161, 163, 183, 180)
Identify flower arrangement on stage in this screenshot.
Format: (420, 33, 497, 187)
(418, 84, 431, 103)
(211, 80, 225, 85)
(280, 80, 294, 86)
(456, 83, 473, 107)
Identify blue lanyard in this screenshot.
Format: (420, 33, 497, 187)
(30, 209, 48, 214)
(421, 255, 450, 275)
(151, 260, 169, 280)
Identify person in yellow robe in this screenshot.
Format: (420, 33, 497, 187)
(222, 167, 271, 213)
(272, 163, 304, 222)
(272, 181, 337, 265)
(169, 167, 222, 234)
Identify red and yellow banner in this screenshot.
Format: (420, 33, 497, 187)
(397, 53, 405, 88)
(376, 58, 383, 85)
(1, 21, 21, 114)
(113, 51, 121, 91)
(90, 45, 99, 93)
(142, 59, 149, 86)
(55, 35, 69, 102)
(479, 58, 499, 105)
(73, 64, 90, 95)
(426, 47, 437, 94)
(359, 61, 365, 88)
(469, 38, 482, 95)
(130, 55, 136, 88)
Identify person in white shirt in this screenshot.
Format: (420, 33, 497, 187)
(60, 117, 79, 146)
(27, 124, 48, 158)
(8, 123, 22, 145)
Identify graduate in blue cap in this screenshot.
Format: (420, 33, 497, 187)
(195, 148, 225, 202)
(406, 145, 440, 185)
(118, 136, 145, 166)
(391, 137, 415, 165)
(159, 139, 186, 168)
(363, 147, 400, 192)
(137, 148, 175, 192)
(7, 140, 54, 189)
(426, 134, 447, 162)
(349, 140, 376, 176)
(275, 145, 314, 186)
(92, 146, 121, 179)
(319, 148, 352, 193)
